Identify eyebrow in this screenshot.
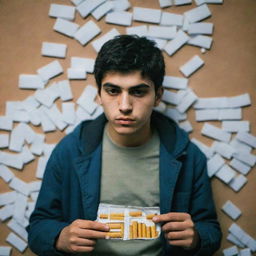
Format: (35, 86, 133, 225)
(102, 82, 151, 90)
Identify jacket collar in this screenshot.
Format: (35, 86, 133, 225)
(79, 111, 189, 157)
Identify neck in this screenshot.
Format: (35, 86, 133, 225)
(107, 123, 153, 147)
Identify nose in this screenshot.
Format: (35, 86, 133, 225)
(119, 92, 132, 114)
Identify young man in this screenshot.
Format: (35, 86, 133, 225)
(27, 35, 222, 256)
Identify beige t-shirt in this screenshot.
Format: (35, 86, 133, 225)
(92, 126, 163, 256)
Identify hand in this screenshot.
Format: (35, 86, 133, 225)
(55, 219, 110, 253)
(153, 212, 199, 250)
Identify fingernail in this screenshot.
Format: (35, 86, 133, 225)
(152, 216, 158, 222)
(105, 236, 110, 240)
(104, 225, 110, 230)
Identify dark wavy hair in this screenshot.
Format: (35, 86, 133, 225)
(94, 35, 165, 93)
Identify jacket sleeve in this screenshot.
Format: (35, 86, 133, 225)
(27, 150, 69, 256)
(189, 149, 222, 256)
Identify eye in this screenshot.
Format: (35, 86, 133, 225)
(130, 89, 147, 97)
(105, 87, 120, 96)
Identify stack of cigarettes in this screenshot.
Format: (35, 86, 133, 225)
(97, 203, 161, 240)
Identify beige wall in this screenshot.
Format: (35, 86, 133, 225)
(0, 0, 255, 255)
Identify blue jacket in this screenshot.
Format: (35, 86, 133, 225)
(27, 111, 222, 256)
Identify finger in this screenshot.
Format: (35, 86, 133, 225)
(78, 229, 109, 239)
(71, 237, 96, 247)
(162, 221, 188, 232)
(168, 239, 191, 248)
(165, 230, 194, 240)
(69, 245, 95, 253)
(153, 212, 190, 223)
(74, 219, 109, 232)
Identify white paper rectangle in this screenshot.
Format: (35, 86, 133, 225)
(13, 193, 27, 224)
(230, 138, 252, 154)
(9, 177, 30, 196)
(0, 204, 14, 222)
(184, 4, 211, 23)
(215, 165, 236, 184)
(20, 145, 35, 164)
(92, 28, 120, 52)
(105, 11, 132, 26)
(30, 134, 45, 156)
(222, 200, 241, 220)
(240, 248, 252, 256)
(0, 164, 14, 183)
(58, 80, 73, 101)
(211, 141, 235, 159)
(180, 55, 204, 77)
(229, 174, 247, 192)
(236, 132, 256, 149)
(92, 1, 113, 20)
(67, 68, 87, 80)
(0, 152, 24, 170)
(49, 3, 76, 20)
(21, 96, 40, 112)
(222, 121, 250, 133)
(201, 123, 231, 142)
(148, 37, 167, 50)
(0, 116, 13, 131)
(162, 90, 181, 105)
(76, 0, 106, 18)
(6, 232, 27, 253)
(164, 30, 190, 56)
(77, 85, 98, 115)
(162, 76, 188, 90)
(37, 60, 63, 82)
(232, 151, 256, 167)
(62, 102, 76, 125)
(41, 42, 67, 58)
(111, 0, 131, 11)
(7, 219, 28, 241)
(126, 25, 148, 37)
(0, 134, 9, 148)
(53, 18, 79, 38)
(229, 159, 251, 175)
(0, 191, 16, 206)
(71, 57, 95, 73)
(176, 89, 197, 113)
(0, 246, 12, 256)
(133, 7, 162, 24)
(207, 154, 225, 177)
(174, 0, 192, 5)
(19, 74, 45, 89)
(159, 0, 173, 8)
(227, 233, 245, 248)
(188, 35, 213, 49)
(188, 22, 214, 35)
(179, 120, 193, 133)
(160, 12, 183, 26)
(43, 105, 67, 131)
(223, 246, 239, 256)
(195, 109, 242, 121)
(148, 25, 177, 40)
(74, 20, 101, 45)
(36, 156, 48, 179)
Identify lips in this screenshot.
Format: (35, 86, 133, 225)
(115, 117, 135, 125)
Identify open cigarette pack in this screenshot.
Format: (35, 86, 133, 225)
(97, 203, 161, 240)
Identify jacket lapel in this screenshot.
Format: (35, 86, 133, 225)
(159, 143, 182, 214)
(75, 144, 102, 220)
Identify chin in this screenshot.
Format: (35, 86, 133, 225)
(114, 126, 138, 136)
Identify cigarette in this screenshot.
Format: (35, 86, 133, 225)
(132, 221, 138, 239)
(138, 223, 142, 238)
(106, 232, 122, 238)
(121, 223, 124, 238)
(150, 225, 156, 238)
(129, 211, 142, 217)
(110, 213, 124, 217)
(107, 223, 122, 229)
(146, 226, 151, 238)
(142, 223, 146, 238)
(129, 225, 133, 239)
(99, 214, 108, 219)
(146, 214, 157, 220)
(110, 216, 124, 220)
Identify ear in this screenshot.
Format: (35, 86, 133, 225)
(154, 87, 163, 107)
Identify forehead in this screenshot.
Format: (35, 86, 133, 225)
(102, 70, 154, 88)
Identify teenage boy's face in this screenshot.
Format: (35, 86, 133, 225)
(98, 71, 162, 143)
